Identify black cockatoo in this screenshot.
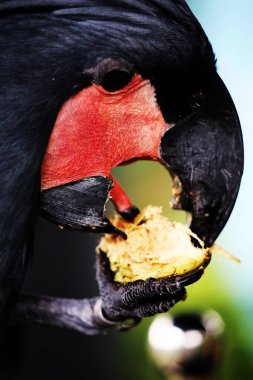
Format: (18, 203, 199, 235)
(0, 0, 243, 335)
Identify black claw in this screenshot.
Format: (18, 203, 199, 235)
(178, 267, 204, 287)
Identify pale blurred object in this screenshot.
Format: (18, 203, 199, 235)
(147, 311, 225, 379)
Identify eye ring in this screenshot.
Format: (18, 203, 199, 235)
(101, 69, 133, 92)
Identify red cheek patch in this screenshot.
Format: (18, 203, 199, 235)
(41, 75, 169, 193)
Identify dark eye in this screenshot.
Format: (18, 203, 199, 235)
(101, 70, 132, 92)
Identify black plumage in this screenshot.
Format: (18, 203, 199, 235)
(0, 0, 243, 335)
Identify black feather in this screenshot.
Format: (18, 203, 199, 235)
(0, 0, 216, 323)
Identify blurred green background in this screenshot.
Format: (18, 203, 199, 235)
(16, 2, 253, 380)
(110, 1, 253, 379)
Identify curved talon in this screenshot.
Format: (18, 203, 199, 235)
(178, 267, 204, 287)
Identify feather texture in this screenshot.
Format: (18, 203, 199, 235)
(0, 0, 216, 325)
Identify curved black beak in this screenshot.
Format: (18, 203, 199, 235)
(39, 176, 124, 236)
(160, 74, 244, 247)
(39, 176, 137, 237)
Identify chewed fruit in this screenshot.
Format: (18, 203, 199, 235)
(97, 205, 211, 283)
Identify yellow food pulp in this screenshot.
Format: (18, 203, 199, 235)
(97, 206, 211, 283)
